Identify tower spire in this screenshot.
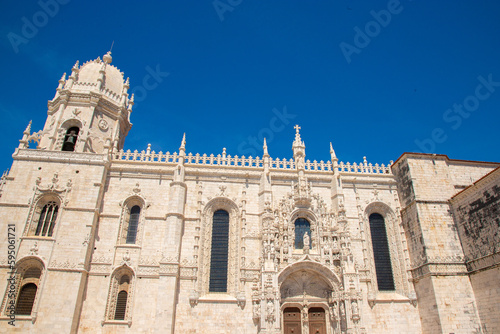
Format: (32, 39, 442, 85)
(330, 142, 337, 162)
(292, 124, 306, 168)
(179, 133, 186, 154)
(263, 137, 269, 157)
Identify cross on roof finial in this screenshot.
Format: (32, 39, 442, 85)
(294, 124, 301, 133)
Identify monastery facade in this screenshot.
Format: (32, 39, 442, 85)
(0, 53, 498, 333)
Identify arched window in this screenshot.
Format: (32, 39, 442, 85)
(369, 213, 395, 291)
(14, 267, 41, 315)
(125, 206, 141, 244)
(62, 127, 79, 151)
(294, 218, 311, 249)
(35, 201, 58, 237)
(15, 284, 37, 315)
(209, 210, 229, 292)
(105, 269, 133, 322)
(114, 291, 127, 320)
(114, 274, 130, 321)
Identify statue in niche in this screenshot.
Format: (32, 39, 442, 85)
(266, 300, 274, 321)
(351, 300, 359, 315)
(323, 242, 330, 255)
(303, 232, 310, 249)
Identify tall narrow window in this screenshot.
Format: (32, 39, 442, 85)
(369, 213, 395, 291)
(106, 271, 133, 322)
(126, 206, 141, 244)
(114, 275, 130, 320)
(209, 210, 229, 292)
(62, 127, 79, 151)
(14, 267, 41, 315)
(114, 291, 128, 320)
(35, 202, 58, 237)
(294, 218, 311, 249)
(15, 284, 37, 315)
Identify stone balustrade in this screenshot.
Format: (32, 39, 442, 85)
(113, 149, 392, 174)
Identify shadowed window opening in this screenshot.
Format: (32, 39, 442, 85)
(114, 291, 128, 320)
(209, 210, 229, 292)
(35, 201, 58, 237)
(126, 206, 141, 244)
(15, 283, 37, 315)
(369, 213, 395, 291)
(62, 127, 79, 151)
(295, 218, 311, 249)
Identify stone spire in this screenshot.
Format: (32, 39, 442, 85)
(128, 94, 134, 112)
(330, 142, 338, 170)
(292, 125, 305, 170)
(18, 120, 32, 148)
(65, 61, 79, 89)
(179, 133, 186, 156)
(56, 73, 66, 93)
(263, 137, 269, 158)
(121, 77, 130, 105)
(96, 56, 107, 91)
(174, 133, 187, 181)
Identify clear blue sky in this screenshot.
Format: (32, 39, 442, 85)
(0, 1, 499, 173)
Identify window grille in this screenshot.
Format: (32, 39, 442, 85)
(15, 283, 37, 315)
(114, 291, 128, 320)
(369, 213, 395, 290)
(209, 210, 229, 292)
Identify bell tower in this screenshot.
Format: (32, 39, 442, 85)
(37, 52, 134, 154)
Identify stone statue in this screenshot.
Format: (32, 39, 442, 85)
(303, 232, 310, 248)
(351, 300, 359, 315)
(333, 238, 338, 249)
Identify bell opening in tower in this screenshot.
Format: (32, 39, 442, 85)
(62, 127, 80, 152)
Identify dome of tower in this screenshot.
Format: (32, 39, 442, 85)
(74, 52, 124, 97)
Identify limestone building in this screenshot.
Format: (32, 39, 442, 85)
(0, 53, 499, 333)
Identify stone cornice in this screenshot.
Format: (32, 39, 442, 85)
(466, 251, 500, 273)
(411, 262, 468, 281)
(14, 149, 108, 166)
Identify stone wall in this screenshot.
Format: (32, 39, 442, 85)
(392, 153, 498, 334)
(451, 167, 500, 333)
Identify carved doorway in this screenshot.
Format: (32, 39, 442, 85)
(308, 307, 326, 334)
(283, 307, 301, 334)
